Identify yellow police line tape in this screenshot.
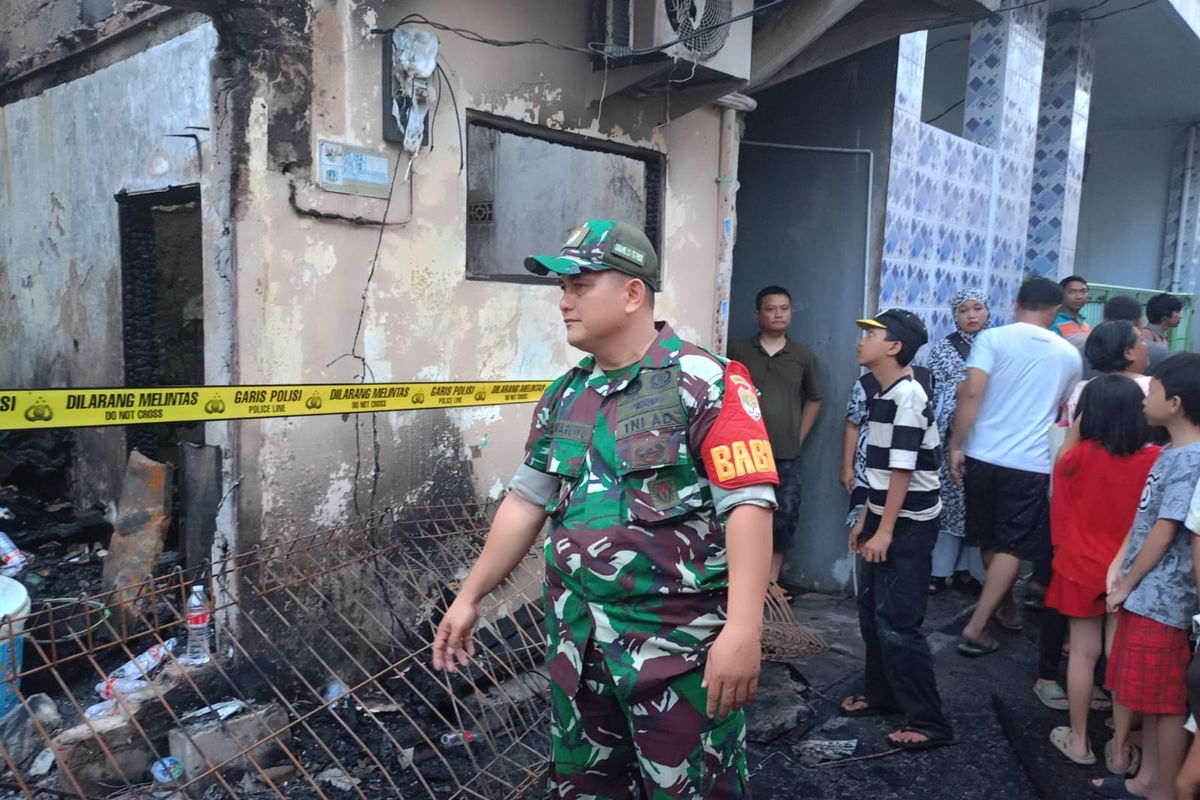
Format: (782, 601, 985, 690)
(0, 381, 552, 431)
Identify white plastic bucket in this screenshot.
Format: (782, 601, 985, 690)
(0, 576, 31, 715)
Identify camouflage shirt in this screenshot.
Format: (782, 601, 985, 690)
(509, 322, 778, 701)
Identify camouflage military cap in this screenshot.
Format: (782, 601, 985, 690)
(524, 219, 661, 291)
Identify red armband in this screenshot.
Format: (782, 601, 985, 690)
(700, 361, 780, 489)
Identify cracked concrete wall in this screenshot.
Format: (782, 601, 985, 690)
(227, 0, 724, 545)
(0, 23, 218, 506)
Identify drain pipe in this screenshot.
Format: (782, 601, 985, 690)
(713, 92, 757, 355)
(1173, 124, 1197, 292)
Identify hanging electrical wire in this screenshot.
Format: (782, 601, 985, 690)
(375, 0, 789, 60)
(1083, 0, 1155, 21)
(437, 61, 465, 174)
(926, 35, 969, 55)
(925, 98, 966, 126)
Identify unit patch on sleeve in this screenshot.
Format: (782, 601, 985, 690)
(700, 361, 780, 489)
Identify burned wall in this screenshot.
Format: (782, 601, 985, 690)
(219, 0, 726, 548)
(0, 23, 217, 507)
(0, 1, 208, 105)
(0, 0, 145, 76)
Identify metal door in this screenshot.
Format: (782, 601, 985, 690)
(729, 142, 872, 593)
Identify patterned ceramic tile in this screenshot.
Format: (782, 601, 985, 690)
(1024, 19, 1094, 281)
(876, 0, 1084, 327)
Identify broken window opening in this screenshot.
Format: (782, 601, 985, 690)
(465, 112, 665, 283)
(117, 187, 205, 458)
(117, 185, 205, 465)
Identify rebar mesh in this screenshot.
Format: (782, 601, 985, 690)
(0, 501, 551, 800)
(0, 502, 827, 799)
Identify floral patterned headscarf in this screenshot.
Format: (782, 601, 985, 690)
(950, 287, 991, 344)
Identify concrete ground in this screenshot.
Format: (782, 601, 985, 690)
(747, 587, 1119, 799)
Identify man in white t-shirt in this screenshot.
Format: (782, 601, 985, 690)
(947, 278, 1083, 656)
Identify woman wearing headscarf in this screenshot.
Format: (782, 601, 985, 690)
(925, 288, 990, 593)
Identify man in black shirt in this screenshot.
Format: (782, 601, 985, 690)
(729, 286, 823, 583)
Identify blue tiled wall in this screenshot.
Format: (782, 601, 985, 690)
(1026, 20, 1094, 279)
(879, 3, 1049, 340)
(883, 33, 996, 338)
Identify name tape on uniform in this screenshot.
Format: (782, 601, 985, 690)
(0, 381, 551, 431)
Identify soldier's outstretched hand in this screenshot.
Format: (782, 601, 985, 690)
(702, 624, 762, 720)
(433, 595, 479, 672)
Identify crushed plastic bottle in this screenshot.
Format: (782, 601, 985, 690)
(440, 730, 474, 747)
(95, 677, 149, 700)
(83, 699, 118, 719)
(323, 680, 348, 706)
(0, 531, 28, 578)
(94, 638, 176, 699)
(180, 584, 211, 665)
(109, 638, 176, 682)
(181, 699, 247, 722)
(323, 680, 358, 727)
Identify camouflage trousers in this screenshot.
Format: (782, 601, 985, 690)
(549, 642, 748, 799)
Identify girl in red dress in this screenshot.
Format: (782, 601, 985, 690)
(1047, 375, 1160, 767)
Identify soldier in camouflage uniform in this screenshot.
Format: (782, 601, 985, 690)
(433, 220, 779, 799)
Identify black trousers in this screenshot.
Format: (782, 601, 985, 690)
(1038, 609, 1069, 682)
(857, 512, 952, 738)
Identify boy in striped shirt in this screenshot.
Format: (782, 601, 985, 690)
(839, 309, 953, 751)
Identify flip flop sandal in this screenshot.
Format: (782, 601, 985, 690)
(885, 727, 955, 751)
(838, 695, 898, 718)
(1104, 739, 1142, 777)
(1034, 682, 1069, 711)
(1050, 726, 1097, 765)
(1090, 774, 1140, 799)
(957, 637, 1000, 657)
(1090, 687, 1113, 712)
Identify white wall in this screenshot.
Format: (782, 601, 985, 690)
(1076, 125, 1183, 289)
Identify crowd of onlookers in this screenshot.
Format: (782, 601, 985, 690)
(732, 277, 1200, 796)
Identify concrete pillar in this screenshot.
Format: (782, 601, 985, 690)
(963, 4, 1047, 153)
(962, 1, 1048, 312)
(1025, 18, 1095, 279)
(1160, 128, 1200, 293)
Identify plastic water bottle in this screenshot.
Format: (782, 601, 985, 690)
(95, 677, 150, 699)
(182, 584, 211, 665)
(0, 532, 27, 578)
(93, 638, 177, 699)
(109, 638, 176, 681)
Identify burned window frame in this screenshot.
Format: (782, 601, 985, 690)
(463, 110, 665, 285)
(115, 184, 205, 458)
